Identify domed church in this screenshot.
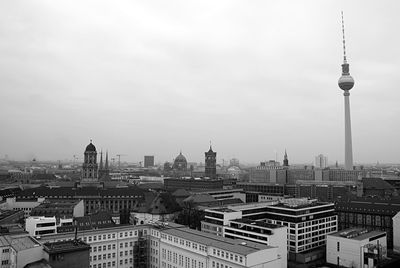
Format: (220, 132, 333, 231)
(173, 151, 187, 171)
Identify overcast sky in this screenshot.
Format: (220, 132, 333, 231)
(0, 0, 399, 165)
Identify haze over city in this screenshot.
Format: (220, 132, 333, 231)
(1, 0, 399, 164)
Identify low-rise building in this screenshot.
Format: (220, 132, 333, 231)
(326, 228, 387, 268)
(5, 197, 45, 218)
(0, 234, 43, 268)
(43, 240, 91, 268)
(37, 222, 283, 268)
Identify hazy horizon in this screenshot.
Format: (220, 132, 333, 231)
(1, 0, 399, 164)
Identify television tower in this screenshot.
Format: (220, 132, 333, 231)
(338, 11, 355, 170)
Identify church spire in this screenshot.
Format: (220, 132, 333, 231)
(105, 151, 109, 170)
(283, 149, 289, 167)
(99, 150, 103, 170)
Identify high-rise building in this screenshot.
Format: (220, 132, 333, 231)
(205, 145, 217, 179)
(314, 154, 328, 168)
(338, 12, 355, 170)
(144, 155, 155, 168)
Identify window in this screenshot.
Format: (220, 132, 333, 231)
(337, 241, 340, 251)
(2, 260, 9, 265)
(2, 248, 9, 253)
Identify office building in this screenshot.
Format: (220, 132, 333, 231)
(335, 197, 400, 249)
(37, 222, 283, 268)
(326, 228, 387, 268)
(43, 240, 91, 268)
(144, 156, 155, 168)
(314, 154, 328, 169)
(30, 199, 84, 218)
(202, 198, 337, 264)
(223, 219, 287, 268)
(4, 197, 45, 218)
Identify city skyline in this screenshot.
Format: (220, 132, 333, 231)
(1, 1, 399, 164)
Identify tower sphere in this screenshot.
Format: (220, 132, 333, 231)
(338, 75, 354, 91)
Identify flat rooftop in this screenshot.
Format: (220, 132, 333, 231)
(43, 239, 90, 254)
(0, 235, 41, 251)
(162, 225, 272, 255)
(329, 228, 386, 241)
(210, 207, 237, 213)
(0, 209, 22, 221)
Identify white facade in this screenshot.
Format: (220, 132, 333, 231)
(327, 229, 387, 268)
(223, 220, 287, 268)
(38, 222, 280, 268)
(25, 216, 74, 237)
(25, 216, 57, 237)
(393, 211, 400, 253)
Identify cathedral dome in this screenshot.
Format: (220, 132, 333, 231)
(173, 152, 187, 171)
(85, 142, 96, 152)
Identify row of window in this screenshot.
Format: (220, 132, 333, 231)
(211, 249, 243, 263)
(84, 230, 142, 242)
(161, 234, 207, 253)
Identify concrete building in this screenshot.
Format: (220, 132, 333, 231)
(223, 219, 287, 268)
(144, 156, 155, 168)
(26, 216, 73, 237)
(0, 235, 43, 268)
(326, 228, 387, 268)
(202, 198, 337, 264)
(37, 222, 282, 268)
(393, 211, 400, 253)
(335, 197, 400, 249)
(30, 199, 84, 219)
(43, 240, 91, 268)
(5, 197, 45, 218)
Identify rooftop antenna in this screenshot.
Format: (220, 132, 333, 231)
(341, 11, 347, 64)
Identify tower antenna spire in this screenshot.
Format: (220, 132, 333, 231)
(341, 11, 347, 63)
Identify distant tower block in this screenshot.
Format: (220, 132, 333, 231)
(338, 12, 355, 170)
(144, 156, 155, 168)
(205, 143, 217, 179)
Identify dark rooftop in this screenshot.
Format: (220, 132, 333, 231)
(43, 239, 90, 254)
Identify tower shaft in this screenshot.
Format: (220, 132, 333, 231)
(344, 90, 353, 170)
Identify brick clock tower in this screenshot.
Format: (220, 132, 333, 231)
(205, 144, 217, 179)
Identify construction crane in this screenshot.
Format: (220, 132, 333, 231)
(116, 154, 127, 171)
